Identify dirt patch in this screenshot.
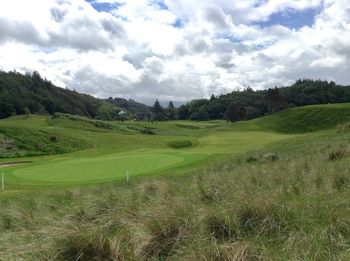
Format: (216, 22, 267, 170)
(0, 161, 32, 169)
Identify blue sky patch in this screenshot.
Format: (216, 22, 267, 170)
(152, 0, 169, 10)
(215, 34, 242, 43)
(85, 0, 123, 12)
(172, 18, 185, 28)
(255, 6, 323, 29)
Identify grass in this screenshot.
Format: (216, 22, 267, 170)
(256, 103, 350, 133)
(0, 124, 349, 259)
(0, 113, 299, 187)
(0, 104, 350, 259)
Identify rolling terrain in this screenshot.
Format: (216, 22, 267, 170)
(1, 112, 296, 187)
(0, 103, 349, 260)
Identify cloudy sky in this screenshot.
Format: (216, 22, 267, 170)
(0, 0, 349, 104)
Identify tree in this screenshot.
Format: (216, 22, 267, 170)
(189, 107, 209, 121)
(0, 100, 15, 118)
(168, 101, 174, 109)
(266, 87, 284, 113)
(177, 104, 189, 120)
(153, 99, 165, 121)
(153, 99, 162, 115)
(166, 101, 176, 120)
(224, 104, 241, 122)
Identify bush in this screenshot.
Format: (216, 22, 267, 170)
(140, 129, 156, 135)
(49, 135, 57, 142)
(328, 149, 346, 161)
(167, 140, 192, 149)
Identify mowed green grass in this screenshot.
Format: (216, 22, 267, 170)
(4, 103, 349, 187)
(10, 153, 185, 185)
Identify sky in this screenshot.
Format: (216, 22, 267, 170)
(0, 0, 349, 105)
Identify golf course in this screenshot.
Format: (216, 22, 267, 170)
(0, 109, 303, 187)
(1, 103, 350, 260)
(1, 103, 350, 187)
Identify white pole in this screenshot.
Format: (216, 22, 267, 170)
(126, 170, 129, 183)
(1, 172, 4, 192)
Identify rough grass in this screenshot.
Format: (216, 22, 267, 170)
(0, 128, 349, 260)
(256, 103, 350, 133)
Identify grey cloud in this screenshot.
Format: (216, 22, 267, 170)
(0, 3, 125, 51)
(123, 52, 155, 69)
(144, 58, 164, 76)
(214, 54, 235, 69)
(101, 17, 125, 38)
(0, 17, 44, 45)
(174, 31, 211, 56)
(203, 5, 231, 29)
(51, 7, 67, 23)
(65, 65, 208, 105)
(48, 15, 123, 51)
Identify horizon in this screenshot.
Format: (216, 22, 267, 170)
(0, 0, 349, 104)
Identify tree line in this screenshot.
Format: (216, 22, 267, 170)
(0, 71, 145, 120)
(1, 70, 350, 122)
(151, 79, 350, 122)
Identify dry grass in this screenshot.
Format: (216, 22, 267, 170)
(1, 130, 350, 260)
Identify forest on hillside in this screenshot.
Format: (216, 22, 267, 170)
(153, 79, 350, 122)
(1, 71, 350, 122)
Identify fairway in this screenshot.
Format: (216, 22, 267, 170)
(0, 114, 310, 187)
(10, 153, 185, 184)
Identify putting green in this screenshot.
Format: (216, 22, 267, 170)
(11, 153, 184, 184)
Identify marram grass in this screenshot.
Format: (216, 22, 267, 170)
(0, 126, 349, 260)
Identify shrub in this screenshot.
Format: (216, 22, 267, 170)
(328, 149, 346, 161)
(246, 155, 258, 163)
(140, 129, 156, 135)
(167, 140, 192, 149)
(49, 135, 57, 142)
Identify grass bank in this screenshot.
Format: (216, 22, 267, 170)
(0, 123, 349, 260)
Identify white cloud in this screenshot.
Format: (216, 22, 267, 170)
(0, 0, 349, 104)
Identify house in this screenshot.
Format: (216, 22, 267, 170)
(118, 109, 127, 116)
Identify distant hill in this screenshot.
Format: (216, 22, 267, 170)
(176, 79, 350, 121)
(0, 71, 150, 120)
(106, 97, 152, 120)
(2, 71, 350, 122)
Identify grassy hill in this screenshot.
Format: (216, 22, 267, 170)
(0, 104, 349, 259)
(0, 113, 296, 186)
(1, 103, 350, 185)
(256, 103, 350, 133)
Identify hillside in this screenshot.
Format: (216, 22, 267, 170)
(106, 97, 152, 120)
(0, 105, 350, 259)
(2, 71, 350, 124)
(176, 79, 350, 121)
(256, 103, 350, 133)
(0, 71, 150, 120)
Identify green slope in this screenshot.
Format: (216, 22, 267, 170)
(1, 103, 349, 186)
(0, 114, 298, 186)
(255, 103, 350, 133)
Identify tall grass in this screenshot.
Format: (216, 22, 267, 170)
(0, 130, 350, 260)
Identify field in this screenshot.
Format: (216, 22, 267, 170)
(1, 112, 299, 187)
(0, 104, 350, 260)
